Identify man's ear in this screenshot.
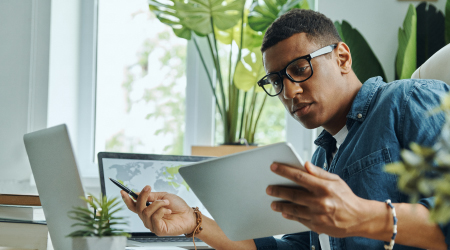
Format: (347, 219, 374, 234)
(335, 42, 352, 74)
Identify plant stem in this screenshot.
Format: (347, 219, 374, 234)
(238, 91, 247, 139)
(250, 92, 268, 143)
(209, 18, 229, 143)
(228, 43, 237, 143)
(246, 88, 257, 142)
(192, 37, 224, 120)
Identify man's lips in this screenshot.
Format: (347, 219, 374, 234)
(292, 103, 312, 116)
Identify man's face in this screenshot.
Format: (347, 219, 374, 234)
(263, 33, 350, 130)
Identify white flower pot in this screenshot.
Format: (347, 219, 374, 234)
(72, 236, 127, 250)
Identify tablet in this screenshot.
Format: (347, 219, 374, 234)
(179, 142, 310, 241)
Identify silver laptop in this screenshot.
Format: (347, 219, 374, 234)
(23, 124, 88, 250)
(98, 152, 213, 249)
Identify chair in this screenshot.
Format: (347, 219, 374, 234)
(411, 44, 450, 84)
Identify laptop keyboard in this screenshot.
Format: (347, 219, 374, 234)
(131, 237, 203, 243)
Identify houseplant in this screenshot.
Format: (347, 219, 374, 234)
(384, 94, 450, 224)
(335, 1, 450, 83)
(148, 0, 310, 144)
(67, 195, 130, 250)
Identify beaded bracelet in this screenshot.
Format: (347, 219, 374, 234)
(384, 199, 397, 250)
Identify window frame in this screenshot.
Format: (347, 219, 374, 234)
(69, 0, 317, 184)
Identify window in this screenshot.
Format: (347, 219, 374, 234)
(95, 0, 188, 156)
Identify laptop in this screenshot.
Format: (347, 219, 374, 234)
(24, 124, 213, 250)
(23, 124, 88, 250)
(98, 151, 214, 249)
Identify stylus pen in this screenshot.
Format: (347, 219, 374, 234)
(109, 178, 151, 206)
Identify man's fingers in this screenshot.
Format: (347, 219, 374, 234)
(147, 191, 169, 202)
(266, 185, 313, 206)
(136, 186, 152, 213)
(140, 200, 170, 232)
(271, 201, 310, 220)
(304, 161, 339, 180)
(121, 190, 137, 213)
(142, 200, 170, 221)
(270, 162, 322, 190)
(282, 213, 313, 229)
(151, 207, 172, 235)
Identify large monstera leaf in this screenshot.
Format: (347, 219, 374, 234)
(247, 0, 309, 32)
(148, 0, 192, 39)
(396, 4, 417, 80)
(234, 48, 266, 92)
(149, 0, 245, 39)
(215, 9, 264, 49)
(334, 21, 386, 83)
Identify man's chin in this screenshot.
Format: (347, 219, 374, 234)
(295, 116, 322, 130)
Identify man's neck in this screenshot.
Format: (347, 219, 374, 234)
(323, 76, 362, 135)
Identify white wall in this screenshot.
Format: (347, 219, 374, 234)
(0, 0, 51, 184)
(318, 0, 448, 83)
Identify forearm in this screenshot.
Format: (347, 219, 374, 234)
(356, 200, 447, 250)
(195, 216, 257, 250)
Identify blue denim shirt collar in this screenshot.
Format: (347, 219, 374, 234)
(314, 76, 383, 149)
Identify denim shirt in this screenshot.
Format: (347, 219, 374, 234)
(254, 77, 450, 250)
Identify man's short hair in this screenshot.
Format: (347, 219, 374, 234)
(261, 9, 342, 52)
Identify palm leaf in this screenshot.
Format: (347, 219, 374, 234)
(446, 0, 450, 44)
(334, 21, 386, 83)
(416, 2, 446, 68)
(396, 4, 417, 79)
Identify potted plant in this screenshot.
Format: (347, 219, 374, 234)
(148, 0, 311, 146)
(67, 195, 130, 250)
(385, 93, 450, 224)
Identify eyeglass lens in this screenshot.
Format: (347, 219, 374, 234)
(261, 58, 312, 96)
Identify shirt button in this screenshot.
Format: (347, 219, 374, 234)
(357, 113, 363, 119)
(323, 162, 328, 169)
(311, 245, 316, 250)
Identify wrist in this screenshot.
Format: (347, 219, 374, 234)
(185, 207, 203, 237)
(186, 207, 197, 235)
(355, 199, 393, 241)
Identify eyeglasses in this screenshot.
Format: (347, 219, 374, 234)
(257, 44, 338, 97)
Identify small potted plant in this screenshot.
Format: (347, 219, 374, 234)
(67, 195, 130, 250)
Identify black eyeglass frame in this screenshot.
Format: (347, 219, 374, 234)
(257, 44, 338, 97)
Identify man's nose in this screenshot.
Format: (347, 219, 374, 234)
(282, 76, 303, 99)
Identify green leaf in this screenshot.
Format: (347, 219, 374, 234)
(396, 4, 417, 79)
(334, 20, 386, 83)
(148, 1, 192, 40)
(415, 2, 446, 68)
(446, 0, 450, 44)
(67, 195, 128, 237)
(149, 0, 245, 39)
(234, 48, 266, 91)
(384, 162, 407, 175)
(248, 0, 309, 32)
(215, 9, 264, 50)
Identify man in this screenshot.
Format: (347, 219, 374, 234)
(122, 9, 450, 250)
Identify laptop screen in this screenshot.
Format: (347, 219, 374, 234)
(98, 152, 213, 235)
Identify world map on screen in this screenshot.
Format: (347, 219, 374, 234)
(109, 161, 190, 195)
(102, 158, 212, 233)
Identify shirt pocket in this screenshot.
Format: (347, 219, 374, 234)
(342, 148, 399, 201)
(343, 148, 391, 177)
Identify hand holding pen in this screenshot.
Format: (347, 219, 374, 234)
(109, 178, 151, 206)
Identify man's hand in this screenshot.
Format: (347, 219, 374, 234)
(267, 161, 366, 238)
(121, 186, 197, 236)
